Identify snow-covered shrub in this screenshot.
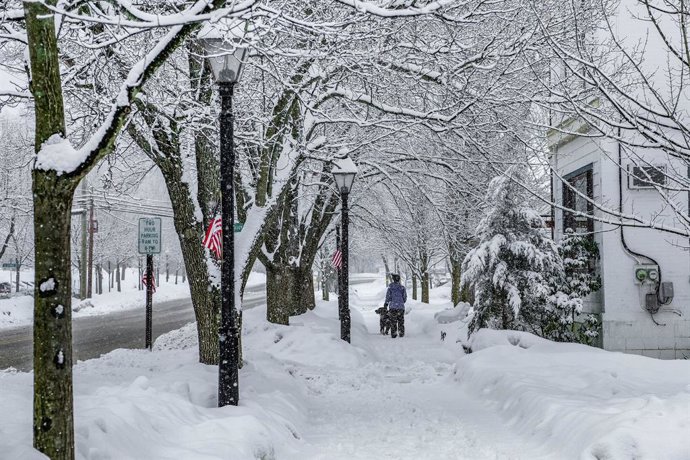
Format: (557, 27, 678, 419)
(461, 167, 563, 335)
(544, 230, 601, 344)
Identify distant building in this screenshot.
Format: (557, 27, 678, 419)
(548, 125, 690, 359)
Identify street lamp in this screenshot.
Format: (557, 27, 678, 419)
(332, 156, 357, 343)
(199, 23, 248, 407)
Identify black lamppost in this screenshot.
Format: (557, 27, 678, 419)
(332, 156, 357, 343)
(200, 27, 248, 407)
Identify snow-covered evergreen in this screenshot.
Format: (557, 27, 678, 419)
(544, 230, 602, 344)
(461, 167, 562, 335)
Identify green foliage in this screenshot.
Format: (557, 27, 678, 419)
(544, 230, 602, 345)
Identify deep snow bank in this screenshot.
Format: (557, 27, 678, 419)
(455, 329, 690, 459)
(0, 298, 375, 459)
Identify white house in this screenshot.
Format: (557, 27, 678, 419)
(549, 126, 690, 359)
(546, 0, 690, 359)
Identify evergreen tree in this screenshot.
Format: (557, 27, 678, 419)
(461, 167, 563, 335)
(544, 230, 601, 344)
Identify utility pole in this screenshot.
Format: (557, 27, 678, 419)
(80, 181, 88, 299)
(87, 192, 94, 298)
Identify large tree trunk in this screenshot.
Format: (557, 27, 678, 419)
(32, 179, 76, 460)
(419, 251, 430, 304)
(421, 270, 430, 304)
(450, 256, 461, 306)
(460, 283, 473, 304)
(302, 271, 316, 311)
(159, 159, 221, 365)
(381, 254, 390, 286)
(412, 274, 418, 300)
(266, 264, 314, 325)
(116, 263, 121, 292)
(25, 0, 76, 456)
(15, 260, 20, 293)
(321, 272, 329, 301)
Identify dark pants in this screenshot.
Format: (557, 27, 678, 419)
(389, 309, 404, 337)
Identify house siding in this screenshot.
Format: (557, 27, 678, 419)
(551, 135, 690, 359)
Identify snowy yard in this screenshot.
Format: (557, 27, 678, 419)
(1, 280, 688, 459)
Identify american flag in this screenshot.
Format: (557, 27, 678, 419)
(142, 273, 157, 293)
(331, 249, 342, 269)
(203, 216, 223, 259)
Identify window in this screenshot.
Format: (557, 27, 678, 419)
(628, 165, 666, 189)
(563, 165, 593, 234)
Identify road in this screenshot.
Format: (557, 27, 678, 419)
(0, 283, 266, 372)
(0, 277, 376, 371)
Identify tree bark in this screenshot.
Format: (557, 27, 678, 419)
(421, 270, 430, 304)
(0, 215, 15, 261)
(24, 0, 76, 456)
(156, 156, 221, 365)
(15, 260, 20, 293)
(412, 274, 418, 300)
(460, 283, 473, 304)
(321, 272, 329, 301)
(265, 264, 315, 325)
(116, 263, 121, 292)
(381, 255, 390, 286)
(32, 179, 76, 460)
(450, 257, 462, 306)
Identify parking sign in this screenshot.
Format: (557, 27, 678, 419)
(138, 217, 162, 254)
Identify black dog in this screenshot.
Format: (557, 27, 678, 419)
(374, 306, 390, 335)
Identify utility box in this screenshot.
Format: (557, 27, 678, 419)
(645, 292, 659, 313)
(660, 282, 674, 302)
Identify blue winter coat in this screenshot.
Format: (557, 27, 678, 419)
(385, 282, 407, 310)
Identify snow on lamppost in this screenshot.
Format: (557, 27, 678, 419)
(332, 155, 357, 343)
(198, 21, 249, 407)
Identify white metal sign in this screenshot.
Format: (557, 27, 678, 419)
(138, 217, 162, 254)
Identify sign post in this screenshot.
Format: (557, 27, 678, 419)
(138, 218, 161, 350)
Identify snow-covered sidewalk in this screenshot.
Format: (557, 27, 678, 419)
(285, 329, 547, 459)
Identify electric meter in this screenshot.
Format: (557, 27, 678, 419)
(633, 264, 660, 284)
(647, 268, 659, 281)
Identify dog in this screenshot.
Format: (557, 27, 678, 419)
(374, 306, 390, 335)
(441, 331, 447, 342)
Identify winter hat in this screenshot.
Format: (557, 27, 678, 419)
(391, 274, 401, 283)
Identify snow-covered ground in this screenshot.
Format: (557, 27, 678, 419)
(1, 279, 688, 459)
(0, 270, 266, 330)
